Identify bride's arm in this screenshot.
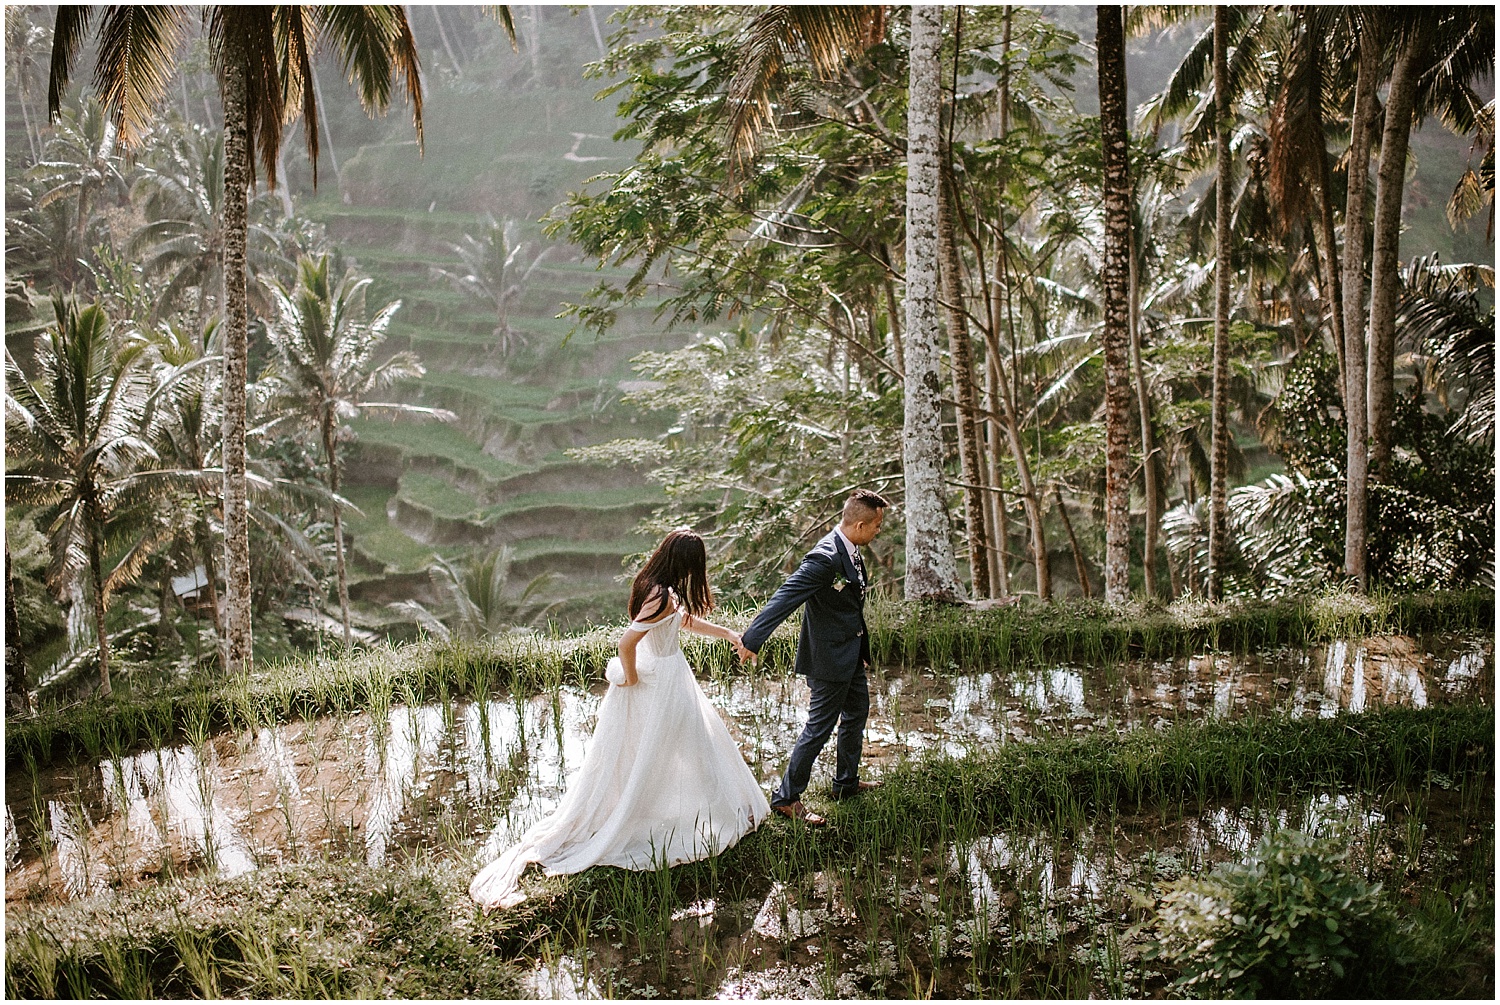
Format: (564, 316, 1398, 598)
(680, 613, 744, 649)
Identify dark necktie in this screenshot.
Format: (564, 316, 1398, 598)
(852, 548, 867, 588)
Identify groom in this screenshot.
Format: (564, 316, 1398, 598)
(737, 489, 888, 826)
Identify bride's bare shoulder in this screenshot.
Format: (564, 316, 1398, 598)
(631, 585, 675, 625)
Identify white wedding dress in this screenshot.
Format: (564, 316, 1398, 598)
(470, 601, 771, 909)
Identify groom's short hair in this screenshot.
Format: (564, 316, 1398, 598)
(842, 489, 889, 524)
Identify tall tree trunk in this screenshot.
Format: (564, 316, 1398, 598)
(1097, 4, 1133, 604)
(1130, 232, 1161, 598)
(902, 4, 965, 603)
(1311, 44, 1347, 399)
(986, 3, 1014, 599)
(1207, 5, 1233, 602)
(157, 567, 181, 648)
(6, 548, 30, 715)
(991, 252, 1051, 599)
(1054, 483, 1093, 598)
(309, 60, 342, 190)
(985, 348, 1011, 596)
(1341, 29, 1380, 591)
(88, 528, 111, 696)
(938, 176, 991, 598)
(1367, 26, 1423, 479)
(324, 416, 353, 648)
(998, 6, 1012, 137)
(220, 42, 254, 675)
(431, 5, 464, 77)
(587, 5, 608, 61)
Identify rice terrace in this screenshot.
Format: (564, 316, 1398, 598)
(3, 4, 1494, 1001)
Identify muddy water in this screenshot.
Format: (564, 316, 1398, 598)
(5, 633, 1490, 911)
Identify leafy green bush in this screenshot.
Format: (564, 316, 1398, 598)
(1147, 829, 1392, 997)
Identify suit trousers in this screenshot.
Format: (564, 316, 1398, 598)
(770, 670, 870, 806)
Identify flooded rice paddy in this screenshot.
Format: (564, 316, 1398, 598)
(5, 632, 1493, 997)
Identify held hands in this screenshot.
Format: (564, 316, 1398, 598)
(731, 633, 756, 665)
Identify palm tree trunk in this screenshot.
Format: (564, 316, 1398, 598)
(1054, 483, 1093, 599)
(587, 6, 608, 60)
(1097, 4, 1133, 605)
(309, 60, 342, 189)
(1367, 27, 1423, 479)
(324, 416, 353, 648)
(901, 4, 965, 603)
(157, 567, 180, 648)
(1311, 50, 1347, 399)
(88, 528, 111, 696)
(220, 38, 255, 675)
(1341, 30, 1380, 590)
(6, 548, 30, 715)
(431, 5, 464, 77)
(938, 176, 991, 598)
(1130, 234, 1160, 598)
(1207, 6, 1233, 602)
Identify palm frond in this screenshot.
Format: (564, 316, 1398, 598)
(724, 5, 884, 169)
(47, 5, 98, 119)
(89, 5, 185, 147)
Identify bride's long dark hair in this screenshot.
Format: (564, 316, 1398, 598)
(629, 529, 713, 621)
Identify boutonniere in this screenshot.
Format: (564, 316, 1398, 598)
(832, 575, 849, 592)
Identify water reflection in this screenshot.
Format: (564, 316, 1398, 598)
(5, 633, 1490, 904)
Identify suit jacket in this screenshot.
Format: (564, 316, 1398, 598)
(741, 530, 869, 682)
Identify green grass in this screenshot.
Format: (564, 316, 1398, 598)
(395, 471, 483, 520)
(866, 587, 1496, 670)
(473, 485, 663, 524)
(6, 588, 1490, 772)
(510, 534, 653, 563)
(340, 484, 437, 574)
(349, 420, 525, 482)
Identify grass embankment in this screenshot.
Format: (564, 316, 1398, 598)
(7, 588, 1491, 770)
(5, 705, 1492, 999)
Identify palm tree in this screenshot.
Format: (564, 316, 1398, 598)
(4, 298, 159, 696)
(50, 5, 426, 674)
(389, 548, 559, 641)
(1367, 9, 1493, 478)
(1365, 13, 1425, 481)
(27, 94, 132, 258)
(902, 4, 965, 603)
(129, 122, 288, 322)
(430, 215, 550, 362)
(17, 96, 129, 288)
(259, 254, 454, 647)
(1340, 12, 1380, 592)
(1207, 5, 1233, 602)
(722, 5, 887, 170)
(143, 316, 227, 635)
(1096, 5, 1133, 604)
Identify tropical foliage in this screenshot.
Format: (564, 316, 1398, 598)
(3, 5, 1492, 706)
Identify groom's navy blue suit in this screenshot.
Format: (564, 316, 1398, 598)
(742, 530, 871, 806)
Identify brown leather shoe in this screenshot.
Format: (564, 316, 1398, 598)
(829, 780, 880, 801)
(772, 801, 826, 826)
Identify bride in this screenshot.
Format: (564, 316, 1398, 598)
(470, 529, 771, 909)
